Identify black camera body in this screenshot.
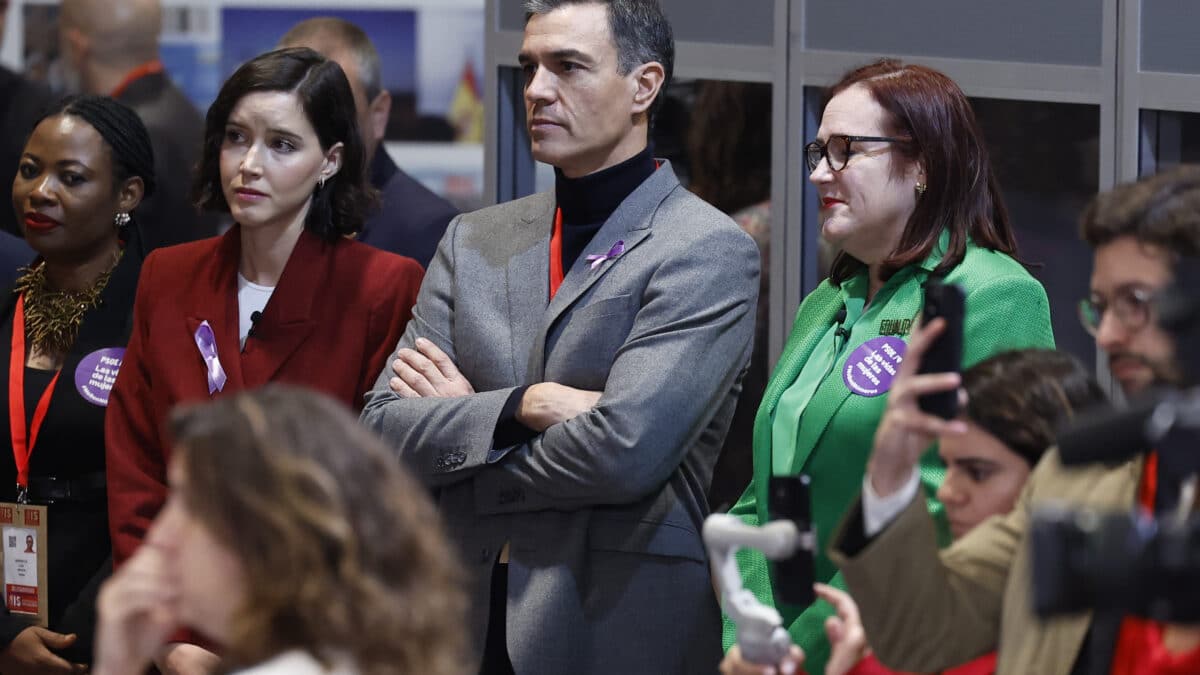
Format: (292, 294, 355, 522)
(1032, 505, 1200, 623)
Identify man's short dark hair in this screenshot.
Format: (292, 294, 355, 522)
(1081, 164, 1200, 256)
(523, 0, 674, 122)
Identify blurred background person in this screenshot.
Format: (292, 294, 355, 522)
(58, 0, 218, 249)
(0, 94, 153, 674)
(721, 347, 1107, 675)
(724, 59, 1056, 674)
(686, 80, 772, 512)
(94, 385, 468, 675)
(105, 47, 423, 675)
(0, 0, 52, 249)
(278, 17, 458, 269)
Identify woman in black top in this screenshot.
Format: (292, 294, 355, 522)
(0, 95, 154, 673)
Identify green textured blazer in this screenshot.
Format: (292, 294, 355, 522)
(722, 236, 1056, 674)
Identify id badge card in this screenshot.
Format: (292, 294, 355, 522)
(0, 502, 48, 625)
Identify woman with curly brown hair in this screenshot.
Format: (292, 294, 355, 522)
(93, 385, 467, 675)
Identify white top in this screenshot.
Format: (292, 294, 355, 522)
(231, 650, 358, 675)
(861, 467, 921, 537)
(237, 272, 275, 349)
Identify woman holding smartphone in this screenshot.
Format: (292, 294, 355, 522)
(721, 59, 1056, 674)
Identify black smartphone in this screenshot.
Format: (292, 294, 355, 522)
(917, 280, 965, 419)
(768, 474, 816, 608)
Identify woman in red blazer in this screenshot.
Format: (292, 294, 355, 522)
(105, 47, 422, 673)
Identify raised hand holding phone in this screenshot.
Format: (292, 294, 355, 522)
(916, 280, 964, 419)
(867, 317, 968, 497)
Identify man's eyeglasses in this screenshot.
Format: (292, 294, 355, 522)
(1077, 285, 1159, 336)
(804, 135, 909, 173)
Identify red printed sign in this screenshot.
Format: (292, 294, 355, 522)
(6, 584, 37, 613)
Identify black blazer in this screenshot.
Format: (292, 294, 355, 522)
(358, 150, 458, 268)
(117, 71, 220, 250)
(0, 66, 54, 239)
(0, 228, 145, 661)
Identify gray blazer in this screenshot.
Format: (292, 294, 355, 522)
(361, 162, 759, 674)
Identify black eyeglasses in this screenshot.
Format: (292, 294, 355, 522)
(804, 135, 909, 173)
(1077, 285, 1159, 336)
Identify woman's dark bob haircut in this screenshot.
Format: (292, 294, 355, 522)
(191, 47, 377, 241)
(825, 59, 1018, 285)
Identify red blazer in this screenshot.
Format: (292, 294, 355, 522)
(106, 226, 422, 565)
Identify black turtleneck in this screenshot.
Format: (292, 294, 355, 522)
(493, 145, 657, 449)
(553, 145, 656, 272)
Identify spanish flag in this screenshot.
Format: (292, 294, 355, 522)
(448, 62, 484, 143)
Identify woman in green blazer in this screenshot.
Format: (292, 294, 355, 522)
(721, 59, 1056, 674)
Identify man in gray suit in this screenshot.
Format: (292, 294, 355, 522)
(361, 1, 759, 672)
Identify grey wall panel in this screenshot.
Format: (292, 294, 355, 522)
(499, 0, 525, 31)
(1141, 1, 1200, 74)
(499, 0, 773, 45)
(804, 0, 1103, 66)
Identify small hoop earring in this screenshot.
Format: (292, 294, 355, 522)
(114, 212, 131, 228)
(915, 182, 927, 196)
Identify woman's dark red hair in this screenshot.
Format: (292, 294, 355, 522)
(824, 59, 1018, 285)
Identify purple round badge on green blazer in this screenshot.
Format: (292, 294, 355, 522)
(843, 336, 906, 397)
(74, 347, 125, 407)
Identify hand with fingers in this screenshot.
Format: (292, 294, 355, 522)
(92, 544, 180, 675)
(0, 626, 88, 675)
(719, 644, 807, 675)
(389, 337, 475, 398)
(867, 318, 969, 497)
(818, 583, 871, 675)
(515, 382, 602, 432)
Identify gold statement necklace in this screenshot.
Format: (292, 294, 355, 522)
(13, 249, 123, 356)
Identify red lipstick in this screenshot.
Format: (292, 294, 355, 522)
(22, 212, 60, 232)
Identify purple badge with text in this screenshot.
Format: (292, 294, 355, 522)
(74, 347, 126, 407)
(842, 336, 906, 397)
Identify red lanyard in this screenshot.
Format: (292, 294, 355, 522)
(550, 160, 660, 299)
(549, 207, 565, 299)
(8, 295, 61, 497)
(1139, 451, 1158, 514)
(110, 60, 164, 99)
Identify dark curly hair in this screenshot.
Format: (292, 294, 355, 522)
(963, 349, 1107, 466)
(1079, 163, 1200, 257)
(191, 47, 377, 240)
(35, 94, 158, 198)
(168, 385, 468, 675)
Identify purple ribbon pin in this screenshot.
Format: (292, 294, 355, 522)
(585, 240, 625, 270)
(193, 320, 227, 395)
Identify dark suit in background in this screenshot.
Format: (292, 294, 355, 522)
(0, 232, 35, 288)
(0, 66, 55, 238)
(358, 149, 458, 268)
(116, 71, 219, 249)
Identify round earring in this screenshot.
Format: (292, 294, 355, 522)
(114, 212, 131, 228)
(915, 182, 927, 196)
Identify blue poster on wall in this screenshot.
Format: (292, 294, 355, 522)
(221, 8, 438, 141)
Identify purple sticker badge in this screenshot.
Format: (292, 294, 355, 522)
(843, 336, 906, 397)
(74, 347, 126, 407)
